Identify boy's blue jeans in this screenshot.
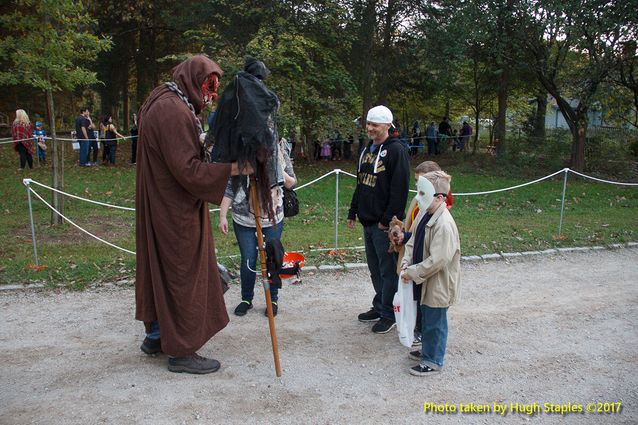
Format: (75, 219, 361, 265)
(420, 304, 448, 370)
(233, 220, 283, 303)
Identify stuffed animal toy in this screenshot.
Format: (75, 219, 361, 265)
(387, 215, 404, 253)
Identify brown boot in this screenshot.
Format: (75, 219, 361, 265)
(168, 353, 220, 374)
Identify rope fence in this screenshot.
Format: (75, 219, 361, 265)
(22, 168, 638, 265)
(2, 135, 135, 145)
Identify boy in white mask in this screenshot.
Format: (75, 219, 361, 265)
(400, 170, 461, 376)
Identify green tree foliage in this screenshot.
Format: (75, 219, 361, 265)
(0, 1, 109, 90)
(2, 0, 634, 170)
(516, 0, 633, 170)
(248, 30, 358, 145)
(0, 0, 111, 224)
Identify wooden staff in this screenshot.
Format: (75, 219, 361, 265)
(249, 175, 282, 377)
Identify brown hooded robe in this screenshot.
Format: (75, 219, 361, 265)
(135, 55, 231, 357)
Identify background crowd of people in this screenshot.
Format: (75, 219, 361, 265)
(9, 108, 140, 171)
(11, 105, 473, 173)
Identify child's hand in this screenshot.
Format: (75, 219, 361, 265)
(400, 268, 411, 282)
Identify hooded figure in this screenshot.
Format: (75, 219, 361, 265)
(209, 56, 281, 220)
(135, 55, 236, 373)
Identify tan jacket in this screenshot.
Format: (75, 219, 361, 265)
(401, 202, 461, 308)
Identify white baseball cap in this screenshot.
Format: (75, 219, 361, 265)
(366, 105, 394, 126)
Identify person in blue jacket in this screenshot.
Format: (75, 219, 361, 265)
(33, 121, 47, 166)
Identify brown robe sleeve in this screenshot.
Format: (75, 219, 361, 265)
(147, 96, 231, 204)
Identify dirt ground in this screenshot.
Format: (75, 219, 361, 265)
(1, 249, 637, 425)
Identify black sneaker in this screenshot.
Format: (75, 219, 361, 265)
(408, 350, 421, 361)
(234, 300, 253, 316)
(411, 333, 422, 348)
(168, 353, 221, 374)
(372, 317, 396, 334)
(140, 337, 162, 355)
(264, 302, 278, 317)
(410, 364, 440, 376)
(358, 308, 381, 322)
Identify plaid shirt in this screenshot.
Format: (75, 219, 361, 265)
(12, 123, 34, 154)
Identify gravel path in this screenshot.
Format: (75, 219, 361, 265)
(1, 249, 637, 425)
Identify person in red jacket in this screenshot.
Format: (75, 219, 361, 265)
(12, 109, 34, 171)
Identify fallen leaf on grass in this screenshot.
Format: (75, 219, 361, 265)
(552, 234, 567, 241)
(25, 264, 48, 272)
(327, 249, 346, 256)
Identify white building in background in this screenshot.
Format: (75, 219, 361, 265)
(544, 96, 606, 129)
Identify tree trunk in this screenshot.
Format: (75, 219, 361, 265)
(493, 0, 513, 156)
(136, 26, 155, 107)
(360, 0, 376, 130)
(302, 120, 314, 162)
(533, 91, 546, 141)
(495, 72, 508, 155)
(570, 123, 586, 171)
(45, 82, 64, 225)
(377, 0, 396, 105)
(473, 113, 480, 154)
(123, 94, 130, 134)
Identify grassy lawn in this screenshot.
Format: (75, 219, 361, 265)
(1, 148, 636, 288)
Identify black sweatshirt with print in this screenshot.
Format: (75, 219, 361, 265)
(348, 136, 410, 227)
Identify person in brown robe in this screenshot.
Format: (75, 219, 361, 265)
(135, 54, 248, 374)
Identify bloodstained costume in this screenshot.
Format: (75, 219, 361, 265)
(135, 55, 231, 358)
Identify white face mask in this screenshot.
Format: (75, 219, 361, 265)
(415, 176, 435, 212)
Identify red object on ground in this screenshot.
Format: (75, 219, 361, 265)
(281, 252, 305, 279)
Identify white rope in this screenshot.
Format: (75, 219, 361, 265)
(295, 169, 337, 190)
(3, 135, 134, 144)
(27, 186, 136, 255)
(454, 169, 568, 196)
(24, 179, 135, 211)
(567, 169, 638, 186)
(21, 166, 637, 259)
(52, 135, 134, 142)
(338, 170, 357, 179)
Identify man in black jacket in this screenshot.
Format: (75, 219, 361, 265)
(347, 105, 410, 334)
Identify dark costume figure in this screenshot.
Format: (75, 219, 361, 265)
(209, 57, 281, 220)
(135, 55, 234, 374)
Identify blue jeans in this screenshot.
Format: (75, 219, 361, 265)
(233, 220, 283, 302)
(420, 305, 448, 369)
(78, 140, 89, 166)
(363, 224, 398, 320)
(146, 320, 160, 340)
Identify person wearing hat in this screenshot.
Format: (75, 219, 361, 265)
(347, 105, 410, 334)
